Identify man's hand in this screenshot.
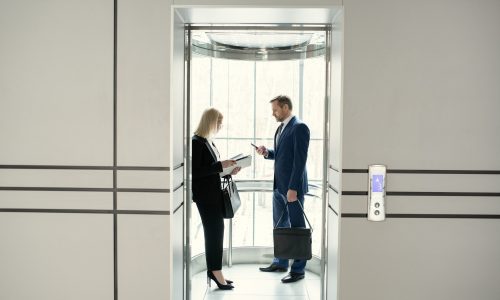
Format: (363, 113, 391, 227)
(287, 189, 298, 202)
(255, 146, 268, 157)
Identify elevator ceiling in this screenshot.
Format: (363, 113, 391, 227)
(191, 28, 326, 61)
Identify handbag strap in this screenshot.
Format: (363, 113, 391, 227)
(222, 175, 232, 189)
(274, 200, 313, 232)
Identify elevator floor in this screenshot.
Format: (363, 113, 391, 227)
(192, 264, 320, 300)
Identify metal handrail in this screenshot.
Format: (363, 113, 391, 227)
(233, 179, 322, 198)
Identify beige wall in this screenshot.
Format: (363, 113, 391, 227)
(0, 0, 172, 299)
(2, 0, 500, 299)
(339, 0, 500, 299)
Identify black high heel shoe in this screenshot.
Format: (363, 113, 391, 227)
(207, 271, 234, 290)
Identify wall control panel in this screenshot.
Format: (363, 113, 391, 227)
(368, 165, 386, 221)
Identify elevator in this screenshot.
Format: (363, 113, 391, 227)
(170, 6, 344, 299)
(187, 25, 328, 300)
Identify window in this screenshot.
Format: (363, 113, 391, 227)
(191, 55, 325, 257)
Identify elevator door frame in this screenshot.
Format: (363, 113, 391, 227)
(184, 24, 332, 300)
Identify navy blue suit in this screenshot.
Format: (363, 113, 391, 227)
(266, 116, 310, 273)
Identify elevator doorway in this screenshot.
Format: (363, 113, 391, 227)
(184, 25, 331, 300)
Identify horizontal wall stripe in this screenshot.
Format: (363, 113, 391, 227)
(0, 165, 113, 170)
(173, 202, 184, 214)
(342, 191, 367, 195)
(329, 165, 340, 172)
(342, 169, 368, 173)
(116, 166, 169, 171)
(0, 187, 170, 193)
(172, 167, 184, 192)
(0, 187, 113, 192)
(117, 188, 169, 193)
(343, 191, 500, 197)
(342, 213, 500, 219)
(117, 210, 169, 215)
(388, 170, 500, 175)
(343, 169, 500, 174)
(328, 184, 339, 194)
(173, 182, 184, 192)
(0, 208, 113, 214)
(388, 192, 500, 197)
(0, 208, 170, 215)
(0, 165, 172, 171)
(328, 204, 338, 216)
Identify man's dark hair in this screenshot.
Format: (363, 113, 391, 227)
(270, 95, 293, 110)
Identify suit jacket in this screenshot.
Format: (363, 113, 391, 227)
(191, 135, 223, 204)
(266, 116, 310, 197)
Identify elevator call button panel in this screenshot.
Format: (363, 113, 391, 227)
(368, 165, 386, 221)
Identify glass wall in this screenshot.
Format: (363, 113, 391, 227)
(190, 54, 326, 258)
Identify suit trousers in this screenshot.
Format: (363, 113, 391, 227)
(272, 189, 307, 274)
(195, 201, 224, 271)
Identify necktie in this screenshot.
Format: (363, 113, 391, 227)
(275, 123, 284, 145)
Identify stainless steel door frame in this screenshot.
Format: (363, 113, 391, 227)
(321, 25, 332, 300)
(184, 24, 332, 300)
(184, 26, 192, 300)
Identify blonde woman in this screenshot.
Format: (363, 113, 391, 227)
(192, 108, 240, 290)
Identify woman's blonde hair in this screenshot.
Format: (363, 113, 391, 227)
(194, 108, 223, 138)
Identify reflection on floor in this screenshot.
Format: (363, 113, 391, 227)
(191, 264, 320, 300)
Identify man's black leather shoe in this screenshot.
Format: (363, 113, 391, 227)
(281, 272, 305, 283)
(259, 264, 288, 272)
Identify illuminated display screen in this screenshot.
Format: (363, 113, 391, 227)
(372, 175, 384, 192)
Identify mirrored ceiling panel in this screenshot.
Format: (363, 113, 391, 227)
(192, 29, 326, 61)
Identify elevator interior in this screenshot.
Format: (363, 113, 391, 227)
(185, 25, 330, 299)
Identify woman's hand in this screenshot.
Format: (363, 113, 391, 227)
(230, 166, 241, 175)
(221, 160, 236, 168)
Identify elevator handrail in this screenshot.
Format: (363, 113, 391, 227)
(233, 179, 322, 198)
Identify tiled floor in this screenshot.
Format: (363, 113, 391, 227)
(191, 264, 321, 300)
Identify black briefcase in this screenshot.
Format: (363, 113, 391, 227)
(273, 201, 313, 260)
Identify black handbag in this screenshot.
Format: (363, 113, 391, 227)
(221, 176, 241, 219)
(273, 201, 313, 260)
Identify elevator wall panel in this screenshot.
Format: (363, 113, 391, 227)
(327, 206, 339, 300)
(0, 191, 112, 210)
(329, 11, 344, 172)
(118, 215, 170, 300)
(339, 218, 500, 300)
(117, 0, 173, 299)
(117, 0, 171, 167)
(118, 192, 170, 211)
(0, 0, 113, 166)
(0, 213, 114, 300)
(342, 0, 500, 170)
(172, 201, 184, 300)
(340, 0, 500, 299)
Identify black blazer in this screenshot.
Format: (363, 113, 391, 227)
(191, 135, 223, 205)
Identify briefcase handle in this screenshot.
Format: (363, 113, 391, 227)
(274, 200, 313, 232)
